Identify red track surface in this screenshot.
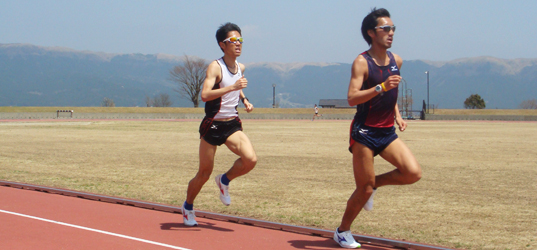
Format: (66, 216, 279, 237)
(0, 185, 407, 250)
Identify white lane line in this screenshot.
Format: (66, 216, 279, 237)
(0, 209, 191, 250)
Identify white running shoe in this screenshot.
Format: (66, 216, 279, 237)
(181, 205, 198, 226)
(363, 189, 377, 211)
(334, 228, 361, 248)
(215, 174, 230, 206)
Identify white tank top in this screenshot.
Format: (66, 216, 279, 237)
(204, 57, 242, 119)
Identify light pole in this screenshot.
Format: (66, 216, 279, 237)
(425, 71, 429, 113)
(272, 84, 276, 108)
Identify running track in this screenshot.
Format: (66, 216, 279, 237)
(0, 182, 451, 250)
(0, 119, 453, 249)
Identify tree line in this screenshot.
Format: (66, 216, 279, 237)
(463, 94, 536, 109)
(101, 93, 174, 107)
(102, 55, 536, 110)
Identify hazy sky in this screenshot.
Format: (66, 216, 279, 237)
(1, 0, 536, 64)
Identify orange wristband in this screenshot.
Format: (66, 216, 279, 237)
(381, 82, 387, 92)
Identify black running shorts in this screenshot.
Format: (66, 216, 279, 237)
(199, 116, 243, 146)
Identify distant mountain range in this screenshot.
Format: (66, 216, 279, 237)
(1, 43, 536, 109)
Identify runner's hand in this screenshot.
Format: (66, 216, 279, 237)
(396, 116, 407, 131)
(233, 76, 247, 90)
(385, 75, 402, 91)
(244, 100, 254, 113)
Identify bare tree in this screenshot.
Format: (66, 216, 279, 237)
(145, 96, 153, 107)
(145, 94, 173, 107)
(169, 55, 208, 107)
(519, 99, 537, 109)
(153, 93, 173, 107)
(101, 97, 115, 107)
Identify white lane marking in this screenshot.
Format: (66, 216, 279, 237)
(0, 209, 191, 250)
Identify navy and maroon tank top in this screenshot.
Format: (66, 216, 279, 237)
(354, 51, 400, 128)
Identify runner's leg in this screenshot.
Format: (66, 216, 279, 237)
(338, 142, 375, 232)
(224, 131, 257, 180)
(375, 138, 421, 188)
(186, 139, 217, 204)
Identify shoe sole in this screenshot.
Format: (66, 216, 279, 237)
(334, 231, 361, 248)
(335, 239, 361, 248)
(183, 220, 198, 227)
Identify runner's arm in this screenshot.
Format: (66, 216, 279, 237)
(347, 56, 379, 106)
(394, 103, 407, 131)
(201, 61, 247, 102)
(393, 53, 406, 131)
(238, 64, 254, 112)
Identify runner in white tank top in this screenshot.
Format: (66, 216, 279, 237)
(182, 23, 257, 227)
(204, 57, 243, 119)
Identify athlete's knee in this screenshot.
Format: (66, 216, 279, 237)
(242, 154, 257, 171)
(355, 174, 375, 190)
(348, 183, 374, 206)
(355, 180, 375, 195)
(195, 168, 213, 183)
(411, 168, 422, 184)
(363, 182, 375, 197)
(404, 164, 422, 184)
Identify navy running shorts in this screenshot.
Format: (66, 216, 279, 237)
(199, 116, 243, 146)
(349, 120, 398, 156)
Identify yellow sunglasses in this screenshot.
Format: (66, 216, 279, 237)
(223, 37, 244, 44)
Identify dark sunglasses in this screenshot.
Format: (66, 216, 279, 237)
(375, 25, 396, 32)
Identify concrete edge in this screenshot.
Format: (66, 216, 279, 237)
(1, 112, 536, 121)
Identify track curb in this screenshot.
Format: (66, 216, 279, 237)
(0, 180, 453, 250)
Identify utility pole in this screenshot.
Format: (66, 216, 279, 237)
(272, 84, 276, 108)
(425, 71, 429, 113)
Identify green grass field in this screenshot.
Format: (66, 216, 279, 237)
(0, 118, 535, 250)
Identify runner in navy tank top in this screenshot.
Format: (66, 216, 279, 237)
(333, 8, 422, 249)
(355, 51, 399, 128)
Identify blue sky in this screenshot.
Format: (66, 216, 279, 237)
(1, 0, 536, 64)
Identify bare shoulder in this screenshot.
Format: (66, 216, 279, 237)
(204, 60, 222, 86)
(353, 54, 367, 65)
(351, 54, 368, 75)
(238, 63, 246, 74)
(206, 60, 221, 77)
(208, 60, 220, 70)
(392, 52, 403, 68)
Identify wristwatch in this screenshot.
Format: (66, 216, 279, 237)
(375, 84, 383, 93)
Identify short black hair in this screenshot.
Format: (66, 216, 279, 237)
(216, 22, 242, 52)
(361, 8, 391, 46)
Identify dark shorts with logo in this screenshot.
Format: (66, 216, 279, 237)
(349, 120, 398, 156)
(199, 116, 243, 146)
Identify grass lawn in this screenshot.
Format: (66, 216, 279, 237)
(0, 119, 535, 250)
